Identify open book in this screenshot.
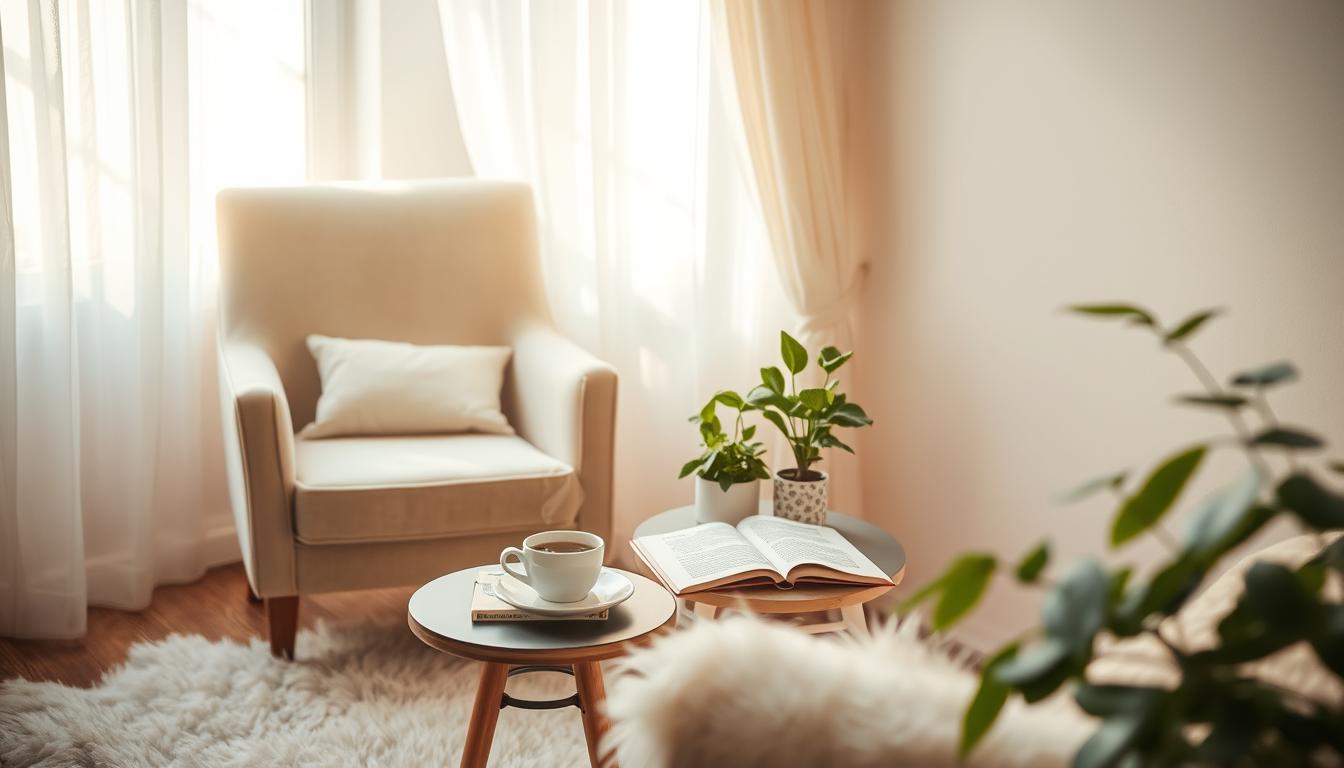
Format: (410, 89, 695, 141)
(631, 515, 893, 596)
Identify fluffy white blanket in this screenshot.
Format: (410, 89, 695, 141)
(603, 615, 1090, 768)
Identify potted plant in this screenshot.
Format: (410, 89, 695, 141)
(902, 302, 1344, 765)
(747, 331, 873, 524)
(679, 391, 770, 524)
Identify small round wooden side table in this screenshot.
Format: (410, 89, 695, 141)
(408, 567, 676, 768)
(633, 502, 907, 636)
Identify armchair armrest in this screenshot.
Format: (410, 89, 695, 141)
(217, 340, 298, 597)
(508, 325, 618, 546)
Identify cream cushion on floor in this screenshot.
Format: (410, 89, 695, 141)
(294, 434, 582, 545)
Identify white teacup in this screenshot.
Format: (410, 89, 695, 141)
(500, 530, 605, 603)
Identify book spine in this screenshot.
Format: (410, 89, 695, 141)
(471, 611, 609, 622)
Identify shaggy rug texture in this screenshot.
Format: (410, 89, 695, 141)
(0, 622, 589, 767)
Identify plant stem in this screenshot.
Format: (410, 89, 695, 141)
(1254, 391, 1298, 472)
(1167, 340, 1274, 480)
(1152, 524, 1182, 555)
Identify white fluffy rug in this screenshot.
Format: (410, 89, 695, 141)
(0, 623, 590, 767)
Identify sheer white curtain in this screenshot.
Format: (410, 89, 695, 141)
(0, 0, 307, 638)
(439, 0, 794, 548)
(710, 0, 867, 513)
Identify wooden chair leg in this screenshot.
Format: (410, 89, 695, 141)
(574, 661, 612, 768)
(460, 663, 509, 768)
(265, 596, 299, 659)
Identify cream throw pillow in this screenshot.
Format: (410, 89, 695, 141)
(301, 335, 514, 439)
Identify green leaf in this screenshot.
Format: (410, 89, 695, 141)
(698, 399, 717, 424)
(798, 388, 830, 412)
(761, 366, 786, 395)
(1230, 361, 1297, 388)
(932, 555, 997, 630)
(960, 644, 1019, 758)
(1042, 560, 1109, 656)
(746, 386, 793, 412)
(1182, 470, 1265, 561)
(759, 409, 792, 440)
(1057, 471, 1128, 504)
(1248, 427, 1324, 450)
(1310, 605, 1344, 678)
(1110, 446, 1207, 547)
(1174, 393, 1249, 409)
(994, 637, 1070, 688)
(818, 346, 853, 374)
(1015, 541, 1050, 583)
(1073, 684, 1165, 719)
(1073, 715, 1145, 768)
(1107, 567, 1133, 609)
(1164, 308, 1220, 343)
(741, 424, 756, 441)
(1210, 562, 1317, 667)
(678, 456, 708, 479)
(1277, 473, 1344, 529)
(829, 401, 873, 428)
(699, 416, 722, 445)
(1141, 555, 1205, 617)
(713, 390, 745, 410)
(1113, 555, 1205, 633)
(1067, 303, 1156, 327)
(816, 431, 855, 454)
(780, 331, 808, 375)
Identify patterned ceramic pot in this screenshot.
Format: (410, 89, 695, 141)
(772, 470, 828, 524)
(695, 477, 760, 525)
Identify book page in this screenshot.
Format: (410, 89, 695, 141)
(632, 522, 781, 594)
(737, 516, 891, 584)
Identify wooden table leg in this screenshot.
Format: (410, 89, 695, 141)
(460, 662, 509, 768)
(841, 603, 870, 637)
(574, 661, 612, 768)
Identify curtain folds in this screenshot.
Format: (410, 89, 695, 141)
(0, 0, 307, 638)
(711, 0, 866, 513)
(438, 0, 794, 549)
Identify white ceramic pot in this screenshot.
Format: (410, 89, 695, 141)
(695, 477, 761, 525)
(773, 470, 828, 524)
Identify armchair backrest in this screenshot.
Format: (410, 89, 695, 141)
(217, 180, 549, 430)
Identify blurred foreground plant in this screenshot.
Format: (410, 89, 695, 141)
(900, 304, 1344, 767)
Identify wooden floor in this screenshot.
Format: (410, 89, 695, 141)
(0, 563, 414, 688)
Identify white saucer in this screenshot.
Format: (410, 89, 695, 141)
(495, 568, 634, 617)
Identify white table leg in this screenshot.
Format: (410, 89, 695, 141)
(693, 601, 718, 621)
(841, 604, 869, 637)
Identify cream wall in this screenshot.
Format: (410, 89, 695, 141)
(852, 0, 1344, 649)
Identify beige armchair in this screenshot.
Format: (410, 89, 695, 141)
(215, 180, 616, 658)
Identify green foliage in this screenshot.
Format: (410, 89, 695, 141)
(1164, 308, 1220, 343)
(1231, 361, 1298, 388)
(1057, 471, 1128, 503)
(1176, 393, 1249, 409)
(960, 643, 1019, 758)
(678, 391, 769, 491)
(1015, 541, 1050, 583)
(896, 303, 1344, 766)
(899, 553, 996, 631)
(747, 331, 873, 476)
(1110, 446, 1207, 547)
